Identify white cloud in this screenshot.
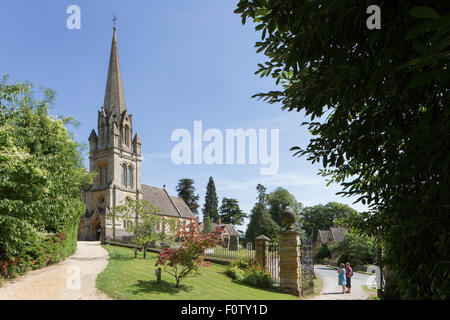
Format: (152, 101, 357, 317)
(141, 152, 171, 162)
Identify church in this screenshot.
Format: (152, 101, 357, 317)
(78, 27, 195, 241)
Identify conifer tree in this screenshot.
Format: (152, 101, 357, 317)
(176, 178, 200, 215)
(202, 176, 219, 223)
(202, 215, 213, 234)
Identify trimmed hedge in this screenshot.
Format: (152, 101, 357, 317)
(0, 223, 78, 278)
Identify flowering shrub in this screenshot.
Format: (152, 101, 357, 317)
(155, 218, 223, 288)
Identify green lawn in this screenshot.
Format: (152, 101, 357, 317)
(97, 245, 298, 300)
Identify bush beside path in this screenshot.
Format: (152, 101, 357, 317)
(0, 241, 110, 300)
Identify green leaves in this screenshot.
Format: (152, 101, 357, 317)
(0, 76, 92, 263)
(410, 6, 440, 19)
(235, 0, 450, 299)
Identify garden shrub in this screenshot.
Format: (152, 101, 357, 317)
(225, 258, 273, 289)
(315, 246, 331, 262)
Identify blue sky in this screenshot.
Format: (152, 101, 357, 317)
(0, 0, 366, 232)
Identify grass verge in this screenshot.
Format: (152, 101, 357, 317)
(97, 245, 299, 300)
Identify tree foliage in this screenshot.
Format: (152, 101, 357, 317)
(0, 75, 92, 272)
(202, 215, 213, 234)
(155, 218, 223, 288)
(202, 176, 219, 223)
(235, 1, 450, 299)
(267, 187, 299, 226)
(256, 183, 267, 205)
(300, 202, 357, 241)
(329, 232, 377, 266)
(176, 178, 200, 215)
(219, 197, 247, 226)
(245, 203, 280, 244)
(107, 199, 173, 253)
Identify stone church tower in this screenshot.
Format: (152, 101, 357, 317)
(78, 27, 194, 242)
(78, 27, 142, 241)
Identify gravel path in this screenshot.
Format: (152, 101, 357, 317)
(0, 241, 110, 300)
(310, 265, 373, 300)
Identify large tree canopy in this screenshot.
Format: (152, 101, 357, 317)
(300, 202, 357, 241)
(219, 197, 247, 226)
(0, 75, 92, 262)
(235, 1, 450, 299)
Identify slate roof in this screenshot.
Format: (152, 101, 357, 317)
(141, 184, 195, 219)
(211, 223, 240, 237)
(330, 227, 347, 242)
(317, 230, 330, 244)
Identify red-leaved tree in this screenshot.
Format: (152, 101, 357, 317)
(155, 218, 223, 288)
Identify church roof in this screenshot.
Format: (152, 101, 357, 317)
(330, 227, 347, 242)
(214, 223, 240, 237)
(103, 28, 127, 117)
(141, 184, 195, 219)
(317, 230, 329, 244)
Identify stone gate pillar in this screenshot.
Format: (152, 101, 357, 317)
(278, 230, 301, 296)
(255, 235, 270, 271)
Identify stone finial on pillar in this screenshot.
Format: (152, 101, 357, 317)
(278, 230, 301, 296)
(255, 235, 270, 271)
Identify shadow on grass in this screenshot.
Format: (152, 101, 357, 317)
(129, 280, 193, 296)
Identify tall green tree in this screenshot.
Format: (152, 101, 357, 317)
(301, 202, 357, 241)
(0, 75, 92, 261)
(176, 178, 200, 215)
(202, 176, 219, 223)
(202, 215, 213, 234)
(256, 183, 267, 205)
(245, 203, 280, 245)
(267, 187, 296, 226)
(219, 197, 247, 226)
(235, 1, 450, 299)
(245, 185, 280, 244)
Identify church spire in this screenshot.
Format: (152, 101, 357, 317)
(103, 23, 126, 117)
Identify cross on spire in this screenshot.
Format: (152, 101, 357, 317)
(112, 15, 117, 30)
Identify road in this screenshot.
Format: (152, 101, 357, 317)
(0, 241, 110, 300)
(310, 265, 374, 300)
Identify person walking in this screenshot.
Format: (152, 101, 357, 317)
(337, 263, 346, 294)
(345, 262, 353, 293)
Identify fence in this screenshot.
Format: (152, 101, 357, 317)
(204, 245, 255, 262)
(299, 235, 315, 294)
(105, 237, 255, 263)
(267, 240, 280, 287)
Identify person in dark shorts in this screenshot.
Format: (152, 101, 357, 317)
(345, 262, 353, 293)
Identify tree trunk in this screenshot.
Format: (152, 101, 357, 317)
(143, 245, 147, 259)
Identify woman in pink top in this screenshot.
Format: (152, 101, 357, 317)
(345, 262, 353, 293)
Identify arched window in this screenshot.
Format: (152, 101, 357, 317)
(122, 164, 127, 186)
(125, 125, 130, 146)
(127, 166, 133, 188)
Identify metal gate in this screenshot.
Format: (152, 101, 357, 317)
(267, 240, 280, 287)
(300, 235, 315, 294)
